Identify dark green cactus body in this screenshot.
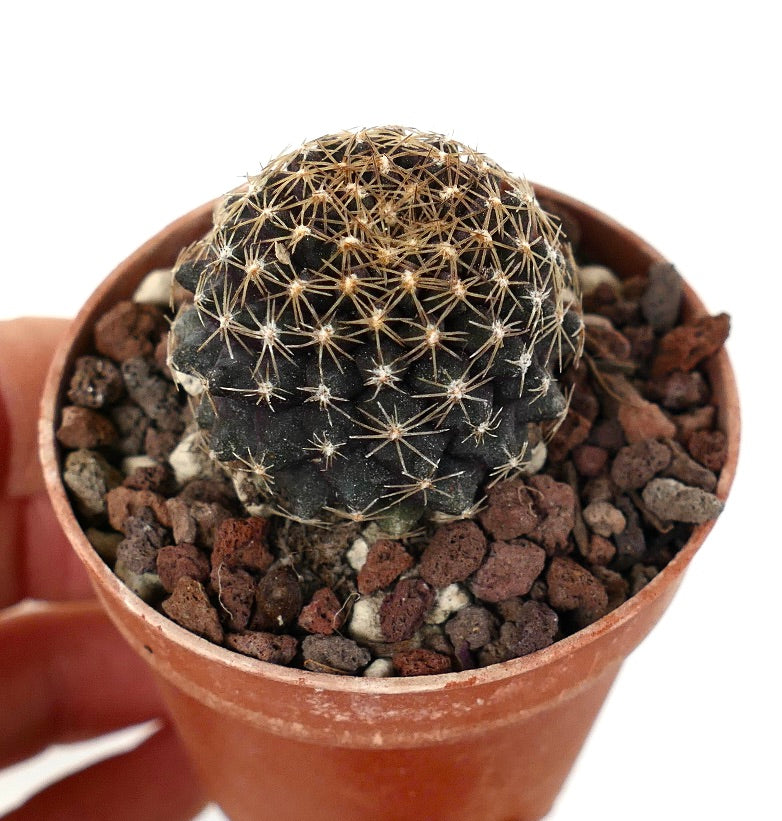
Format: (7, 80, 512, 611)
(168, 127, 583, 533)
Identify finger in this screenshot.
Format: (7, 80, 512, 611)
(0, 601, 166, 769)
(0, 492, 93, 608)
(0, 317, 70, 499)
(5, 723, 207, 821)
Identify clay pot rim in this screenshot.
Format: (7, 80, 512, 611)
(39, 184, 740, 696)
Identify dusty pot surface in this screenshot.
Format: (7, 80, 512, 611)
(40, 185, 739, 821)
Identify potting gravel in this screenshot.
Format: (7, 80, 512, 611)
(58, 225, 730, 677)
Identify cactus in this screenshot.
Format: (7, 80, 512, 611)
(168, 126, 584, 534)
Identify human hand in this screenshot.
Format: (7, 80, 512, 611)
(0, 318, 206, 820)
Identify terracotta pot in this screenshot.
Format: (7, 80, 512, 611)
(39, 186, 739, 821)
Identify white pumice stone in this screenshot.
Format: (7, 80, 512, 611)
(121, 455, 158, 475)
(169, 365, 204, 397)
(169, 431, 210, 485)
(133, 268, 173, 306)
(578, 264, 621, 297)
(425, 583, 471, 624)
(348, 594, 384, 643)
(347, 536, 369, 571)
(523, 440, 548, 476)
(363, 658, 394, 678)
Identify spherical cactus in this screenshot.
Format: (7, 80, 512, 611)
(168, 126, 584, 534)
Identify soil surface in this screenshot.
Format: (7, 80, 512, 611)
(58, 244, 729, 676)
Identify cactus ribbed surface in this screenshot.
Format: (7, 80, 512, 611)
(168, 126, 584, 534)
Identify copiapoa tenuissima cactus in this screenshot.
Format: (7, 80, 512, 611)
(168, 126, 585, 535)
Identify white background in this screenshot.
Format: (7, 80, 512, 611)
(1, 1, 779, 819)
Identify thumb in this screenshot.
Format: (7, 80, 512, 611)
(0, 318, 71, 498)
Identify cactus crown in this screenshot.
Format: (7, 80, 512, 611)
(169, 126, 584, 534)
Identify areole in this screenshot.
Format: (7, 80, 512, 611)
(39, 185, 739, 820)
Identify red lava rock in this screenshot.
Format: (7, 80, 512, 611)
(580, 534, 616, 566)
(444, 605, 496, 651)
(252, 566, 303, 632)
(109, 404, 149, 456)
(591, 566, 629, 611)
(618, 398, 677, 443)
(212, 565, 256, 631)
(640, 261, 682, 332)
(167, 497, 197, 544)
(121, 357, 183, 432)
(687, 429, 727, 472)
(122, 463, 175, 494)
(647, 370, 709, 411)
(469, 540, 546, 603)
(546, 409, 592, 462)
(144, 428, 180, 461)
(526, 475, 576, 554)
(610, 439, 672, 491)
(623, 325, 656, 363)
(297, 588, 346, 635)
(94, 300, 167, 362)
(56, 405, 118, 449)
(115, 534, 158, 575)
(161, 577, 224, 643)
(570, 380, 600, 424)
(585, 321, 632, 362)
(226, 631, 298, 665)
(674, 404, 716, 444)
(212, 517, 273, 575)
(392, 648, 452, 677)
(67, 356, 124, 408)
(358, 539, 414, 594)
(190, 501, 233, 548)
(587, 418, 626, 453)
(156, 543, 210, 592)
(478, 602, 558, 666)
(418, 521, 487, 588)
(106, 487, 171, 532)
(178, 478, 237, 509)
(572, 444, 609, 478)
(582, 476, 616, 505)
(546, 557, 608, 622)
(613, 496, 646, 565)
(380, 578, 435, 642)
(652, 313, 730, 377)
(478, 480, 536, 541)
(154, 332, 172, 379)
(662, 438, 717, 492)
(302, 635, 371, 674)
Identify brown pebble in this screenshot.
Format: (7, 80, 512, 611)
(591, 566, 629, 611)
(582, 476, 616, 505)
(392, 648, 452, 677)
(652, 313, 730, 377)
(674, 405, 716, 444)
(226, 631, 298, 665)
(470, 540, 546, 603)
(109, 404, 149, 456)
(122, 463, 175, 494)
(167, 497, 197, 544)
(687, 429, 727, 472)
(582, 501, 626, 538)
(212, 565, 256, 631)
(358, 539, 414, 594)
(546, 557, 608, 622)
(106, 486, 171, 533)
(67, 356, 124, 408)
(630, 564, 659, 595)
(478, 480, 536, 541)
(144, 428, 180, 461)
(156, 543, 210, 592)
(641, 478, 723, 524)
(444, 605, 496, 651)
(297, 588, 346, 635)
(212, 517, 274, 575)
(618, 398, 677, 443)
(418, 521, 487, 588)
(588, 419, 626, 453)
(611, 439, 672, 491)
(647, 371, 709, 411)
(546, 409, 592, 463)
(623, 325, 656, 363)
(662, 438, 717, 492)
(580, 534, 616, 566)
(613, 496, 646, 565)
(252, 566, 303, 631)
(572, 444, 609, 478)
(56, 405, 118, 449)
(380, 578, 435, 643)
(94, 300, 166, 362)
(584, 321, 632, 363)
(116, 534, 158, 575)
(121, 357, 183, 432)
(478, 602, 558, 665)
(162, 577, 224, 643)
(302, 635, 371, 674)
(526, 475, 575, 554)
